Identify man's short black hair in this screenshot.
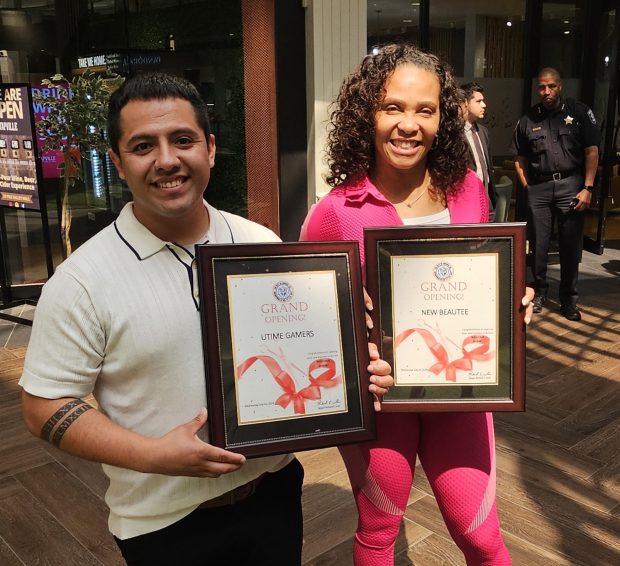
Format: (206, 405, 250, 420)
(538, 67, 562, 84)
(460, 81, 484, 102)
(107, 72, 211, 154)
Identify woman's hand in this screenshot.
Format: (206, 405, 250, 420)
(521, 286, 535, 325)
(367, 342, 393, 411)
(363, 288, 393, 410)
(363, 287, 374, 333)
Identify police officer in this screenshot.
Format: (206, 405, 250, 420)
(510, 67, 600, 321)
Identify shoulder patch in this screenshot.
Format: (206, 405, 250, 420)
(587, 109, 596, 125)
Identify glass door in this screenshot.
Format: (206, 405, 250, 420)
(584, 2, 619, 253)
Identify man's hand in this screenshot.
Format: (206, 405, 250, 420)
(367, 342, 393, 412)
(573, 188, 592, 211)
(21, 392, 245, 478)
(145, 408, 245, 478)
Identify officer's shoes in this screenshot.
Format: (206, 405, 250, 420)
(532, 295, 546, 314)
(561, 305, 581, 321)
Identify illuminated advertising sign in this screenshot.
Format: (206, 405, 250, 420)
(0, 84, 42, 211)
(31, 83, 64, 179)
(73, 52, 132, 76)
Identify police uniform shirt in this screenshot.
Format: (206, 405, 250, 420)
(510, 97, 600, 181)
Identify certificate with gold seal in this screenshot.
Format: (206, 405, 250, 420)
(365, 224, 526, 412)
(197, 241, 375, 457)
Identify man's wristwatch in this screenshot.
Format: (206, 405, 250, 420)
(583, 185, 594, 192)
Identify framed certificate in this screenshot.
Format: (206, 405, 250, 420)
(364, 223, 526, 412)
(197, 241, 375, 458)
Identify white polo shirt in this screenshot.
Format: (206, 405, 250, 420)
(20, 201, 291, 539)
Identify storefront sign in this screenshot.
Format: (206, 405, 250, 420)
(0, 84, 41, 211)
(76, 52, 124, 74)
(72, 51, 165, 77)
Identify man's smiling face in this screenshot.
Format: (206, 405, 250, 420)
(109, 97, 215, 239)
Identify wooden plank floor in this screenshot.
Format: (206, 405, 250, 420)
(1, 241, 619, 565)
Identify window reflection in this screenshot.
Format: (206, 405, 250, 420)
(0, 0, 246, 285)
(367, 1, 526, 194)
(367, 1, 420, 51)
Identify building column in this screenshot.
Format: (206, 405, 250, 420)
(305, 0, 366, 204)
(242, 0, 279, 232)
(464, 12, 486, 78)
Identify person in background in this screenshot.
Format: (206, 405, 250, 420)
(510, 67, 600, 321)
(301, 44, 533, 565)
(19, 73, 392, 566)
(460, 81, 498, 212)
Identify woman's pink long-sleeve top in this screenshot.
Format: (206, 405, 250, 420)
(301, 171, 489, 268)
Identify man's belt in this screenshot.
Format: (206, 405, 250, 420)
(197, 473, 267, 509)
(531, 170, 576, 183)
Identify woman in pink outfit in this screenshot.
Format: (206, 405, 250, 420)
(301, 44, 533, 565)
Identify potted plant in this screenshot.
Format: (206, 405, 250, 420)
(33, 70, 123, 256)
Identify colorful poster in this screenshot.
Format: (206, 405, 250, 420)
(0, 84, 41, 210)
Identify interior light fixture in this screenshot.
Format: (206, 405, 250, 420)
(564, 30, 570, 35)
(506, 20, 513, 27)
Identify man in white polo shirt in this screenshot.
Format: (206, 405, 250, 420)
(19, 73, 392, 565)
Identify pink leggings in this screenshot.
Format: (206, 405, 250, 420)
(339, 412, 511, 565)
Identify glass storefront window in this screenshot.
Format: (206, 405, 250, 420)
(367, 1, 421, 52)
(585, 6, 617, 244)
(540, 3, 584, 79)
(366, 1, 526, 169)
(0, 0, 246, 286)
(537, 2, 585, 100)
(367, 1, 525, 79)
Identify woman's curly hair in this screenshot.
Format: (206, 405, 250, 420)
(325, 43, 469, 198)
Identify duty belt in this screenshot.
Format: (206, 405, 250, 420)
(532, 170, 576, 183)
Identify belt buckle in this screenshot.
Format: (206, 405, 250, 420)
(552, 172, 562, 181)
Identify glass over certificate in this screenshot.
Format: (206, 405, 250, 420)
(392, 253, 498, 387)
(197, 241, 375, 457)
(229, 271, 347, 423)
(364, 224, 526, 413)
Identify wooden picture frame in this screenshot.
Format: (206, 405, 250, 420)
(196, 241, 375, 457)
(364, 223, 527, 412)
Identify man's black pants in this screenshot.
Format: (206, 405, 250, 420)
(526, 175, 584, 306)
(114, 458, 304, 566)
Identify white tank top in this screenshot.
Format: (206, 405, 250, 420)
(401, 208, 450, 225)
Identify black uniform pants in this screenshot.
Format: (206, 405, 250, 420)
(526, 175, 584, 306)
(114, 458, 304, 566)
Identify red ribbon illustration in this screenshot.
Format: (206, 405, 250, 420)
(395, 329, 494, 382)
(236, 356, 341, 414)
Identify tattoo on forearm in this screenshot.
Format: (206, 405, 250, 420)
(40, 399, 93, 446)
(40, 399, 85, 441)
(51, 403, 93, 446)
